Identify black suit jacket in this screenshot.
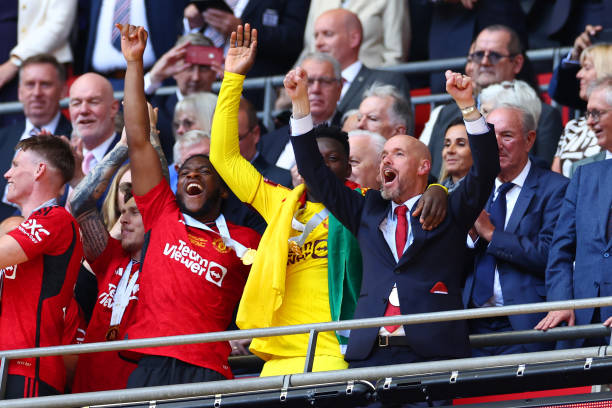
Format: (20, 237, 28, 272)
(337, 65, 413, 133)
(241, 0, 310, 80)
(428, 102, 562, 178)
(0, 114, 73, 221)
(258, 124, 290, 168)
(258, 114, 343, 167)
(252, 153, 292, 188)
(292, 122, 500, 361)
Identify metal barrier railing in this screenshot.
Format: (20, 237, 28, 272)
(0, 296, 611, 407)
(0, 47, 571, 132)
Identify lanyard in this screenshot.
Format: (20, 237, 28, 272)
(109, 259, 139, 327)
(289, 208, 329, 249)
(182, 212, 256, 264)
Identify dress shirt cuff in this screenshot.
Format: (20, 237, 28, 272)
(463, 115, 489, 135)
(290, 114, 314, 136)
(466, 234, 478, 248)
(143, 72, 162, 95)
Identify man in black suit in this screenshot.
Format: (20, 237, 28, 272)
(0, 54, 72, 221)
(313, 8, 411, 123)
(424, 25, 563, 178)
(289, 65, 499, 393)
(258, 52, 343, 170)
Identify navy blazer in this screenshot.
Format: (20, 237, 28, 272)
(0, 115, 73, 221)
(292, 123, 500, 361)
(463, 164, 568, 350)
(546, 159, 612, 339)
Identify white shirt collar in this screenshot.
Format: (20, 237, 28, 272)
(606, 150, 612, 160)
(83, 132, 117, 163)
(22, 112, 61, 141)
(390, 194, 423, 219)
(341, 60, 362, 83)
(495, 159, 531, 191)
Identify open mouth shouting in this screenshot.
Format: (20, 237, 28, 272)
(382, 167, 397, 185)
(186, 181, 204, 196)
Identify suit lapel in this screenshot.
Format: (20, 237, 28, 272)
(505, 167, 537, 233)
(397, 215, 427, 268)
(338, 66, 370, 113)
(373, 198, 397, 263)
(601, 163, 612, 250)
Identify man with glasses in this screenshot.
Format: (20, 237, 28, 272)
(537, 77, 612, 346)
(258, 52, 343, 170)
(568, 82, 612, 174)
(423, 25, 563, 179)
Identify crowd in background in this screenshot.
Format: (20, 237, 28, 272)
(1, 1, 612, 406)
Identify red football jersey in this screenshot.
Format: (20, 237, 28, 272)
(1, 205, 83, 392)
(72, 238, 139, 393)
(127, 181, 260, 379)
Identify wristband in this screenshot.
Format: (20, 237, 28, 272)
(427, 183, 448, 195)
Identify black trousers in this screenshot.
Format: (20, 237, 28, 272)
(126, 355, 226, 388)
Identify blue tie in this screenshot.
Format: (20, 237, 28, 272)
(472, 182, 514, 306)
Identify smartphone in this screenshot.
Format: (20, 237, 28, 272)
(192, 0, 233, 13)
(185, 45, 224, 66)
(592, 28, 612, 44)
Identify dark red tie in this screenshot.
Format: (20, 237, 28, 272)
(395, 205, 408, 258)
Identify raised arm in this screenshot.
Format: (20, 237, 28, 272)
(287, 68, 366, 235)
(209, 25, 270, 208)
(69, 131, 128, 260)
(119, 24, 162, 196)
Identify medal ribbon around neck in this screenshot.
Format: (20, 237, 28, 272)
(109, 259, 139, 328)
(288, 208, 329, 255)
(182, 212, 257, 265)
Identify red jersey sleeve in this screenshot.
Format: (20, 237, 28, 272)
(8, 206, 77, 260)
(133, 179, 177, 230)
(89, 238, 124, 280)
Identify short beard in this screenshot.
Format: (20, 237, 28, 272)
(380, 184, 399, 201)
(176, 188, 222, 220)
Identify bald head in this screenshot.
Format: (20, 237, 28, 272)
(69, 73, 119, 150)
(380, 135, 431, 203)
(314, 9, 363, 69)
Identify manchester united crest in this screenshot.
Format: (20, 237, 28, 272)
(212, 237, 230, 253)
